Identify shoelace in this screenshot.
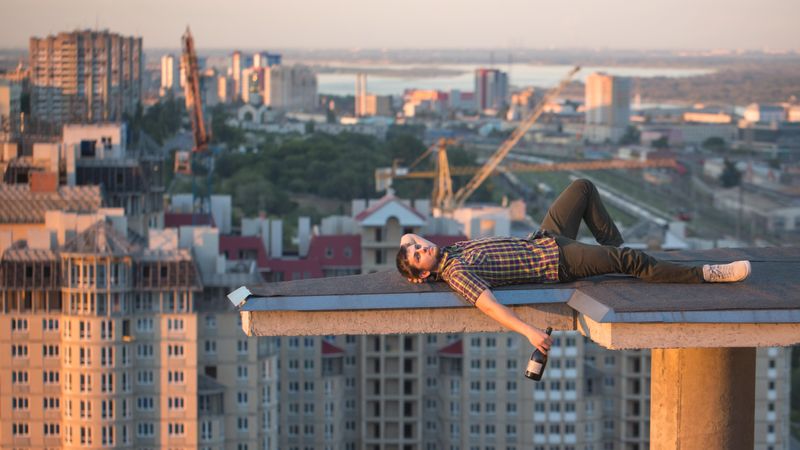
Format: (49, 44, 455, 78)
(707, 265, 727, 279)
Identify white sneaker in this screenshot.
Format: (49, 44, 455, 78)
(702, 260, 751, 283)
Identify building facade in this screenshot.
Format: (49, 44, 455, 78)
(584, 73, 631, 143)
(29, 30, 143, 126)
(475, 69, 509, 113)
(160, 54, 180, 97)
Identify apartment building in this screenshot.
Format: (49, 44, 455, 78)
(29, 30, 143, 126)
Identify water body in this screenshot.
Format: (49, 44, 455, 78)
(316, 63, 712, 96)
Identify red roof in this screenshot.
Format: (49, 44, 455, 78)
(165, 212, 215, 228)
(354, 196, 426, 222)
(306, 235, 361, 267)
(262, 234, 361, 281)
(438, 339, 463, 356)
(322, 340, 345, 356)
(220, 235, 269, 267)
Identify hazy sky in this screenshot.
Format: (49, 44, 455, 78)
(4, 0, 799, 51)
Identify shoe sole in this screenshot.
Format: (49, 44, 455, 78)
(739, 260, 751, 282)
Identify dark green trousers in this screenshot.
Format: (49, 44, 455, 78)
(541, 179, 703, 283)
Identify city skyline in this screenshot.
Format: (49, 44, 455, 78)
(3, 0, 800, 51)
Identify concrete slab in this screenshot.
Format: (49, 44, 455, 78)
(230, 247, 800, 348)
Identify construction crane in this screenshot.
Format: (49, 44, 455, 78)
(377, 67, 583, 213)
(451, 66, 580, 210)
(174, 27, 210, 176)
(182, 27, 209, 154)
(376, 66, 678, 214)
(174, 27, 215, 220)
(378, 140, 678, 208)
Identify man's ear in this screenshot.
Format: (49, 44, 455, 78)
(419, 270, 431, 280)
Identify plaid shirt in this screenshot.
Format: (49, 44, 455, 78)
(436, 234, 560, 305)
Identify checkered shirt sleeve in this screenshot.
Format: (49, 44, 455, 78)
(441, 259, 490, 305)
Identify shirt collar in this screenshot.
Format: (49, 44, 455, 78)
(433, 245, 459, 280)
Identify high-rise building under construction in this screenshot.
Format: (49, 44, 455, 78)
(29, 30, 143, 126)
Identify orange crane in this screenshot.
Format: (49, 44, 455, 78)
(182, 27, 209, 154)
(174, 27, 210, 175)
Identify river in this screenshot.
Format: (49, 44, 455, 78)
(314, 62, 712, 96)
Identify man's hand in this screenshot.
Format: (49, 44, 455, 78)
(527, 328, 553, 355)
(474, 290, 554, 355)
(407, 277, 426, 284)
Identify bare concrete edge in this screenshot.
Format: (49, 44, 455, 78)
(239, 303, 575, 337)
(577, 313, 800, 349)
(228, 286, 251, 308)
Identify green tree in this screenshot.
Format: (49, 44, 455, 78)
(719, 159, 742, 188)
(702, 136, 726, 152)
(652, 136, 669, 149)
(619, 125, 641, 145)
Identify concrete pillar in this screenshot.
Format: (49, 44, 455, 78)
(651, 347, 756, 450)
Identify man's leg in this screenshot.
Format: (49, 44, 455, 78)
(555, 235, 703, 283)
(541, 179, 623, 246)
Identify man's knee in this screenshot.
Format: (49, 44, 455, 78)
(570, 178, 595, 193)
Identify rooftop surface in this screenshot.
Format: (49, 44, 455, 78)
(232, 247, 800, 349)
(238, 247, 799, 323)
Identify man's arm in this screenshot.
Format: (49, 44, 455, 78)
(474, 288, 553, 354)
(400, 233, 436, 248)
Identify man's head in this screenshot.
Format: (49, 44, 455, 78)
(396, 243, 441, 281)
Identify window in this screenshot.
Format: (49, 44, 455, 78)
(101, 400, 114, 419)
(101, 426, 114, 445)
(137, 423, 155, 437)
(43, 318, 59, 331)
(167, 318, 185, 331)
(168, 370, 185, 384)
(167, 344, 185, 357)
(101, 373, 114, 393)
(12, 397, 29, 410)
(11, 344, 29, 358)
(80, 374, 91, 392)
(168, 397, 185, 410)
(101, 347, 113, 366)
(201, 421, 214, 441)
(137, 370, 154, 385)
(11, 318, 28, 331)
(42, 344, 59, 358)
(506, 402, 517, 415)
(137, 397, 155, 411)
